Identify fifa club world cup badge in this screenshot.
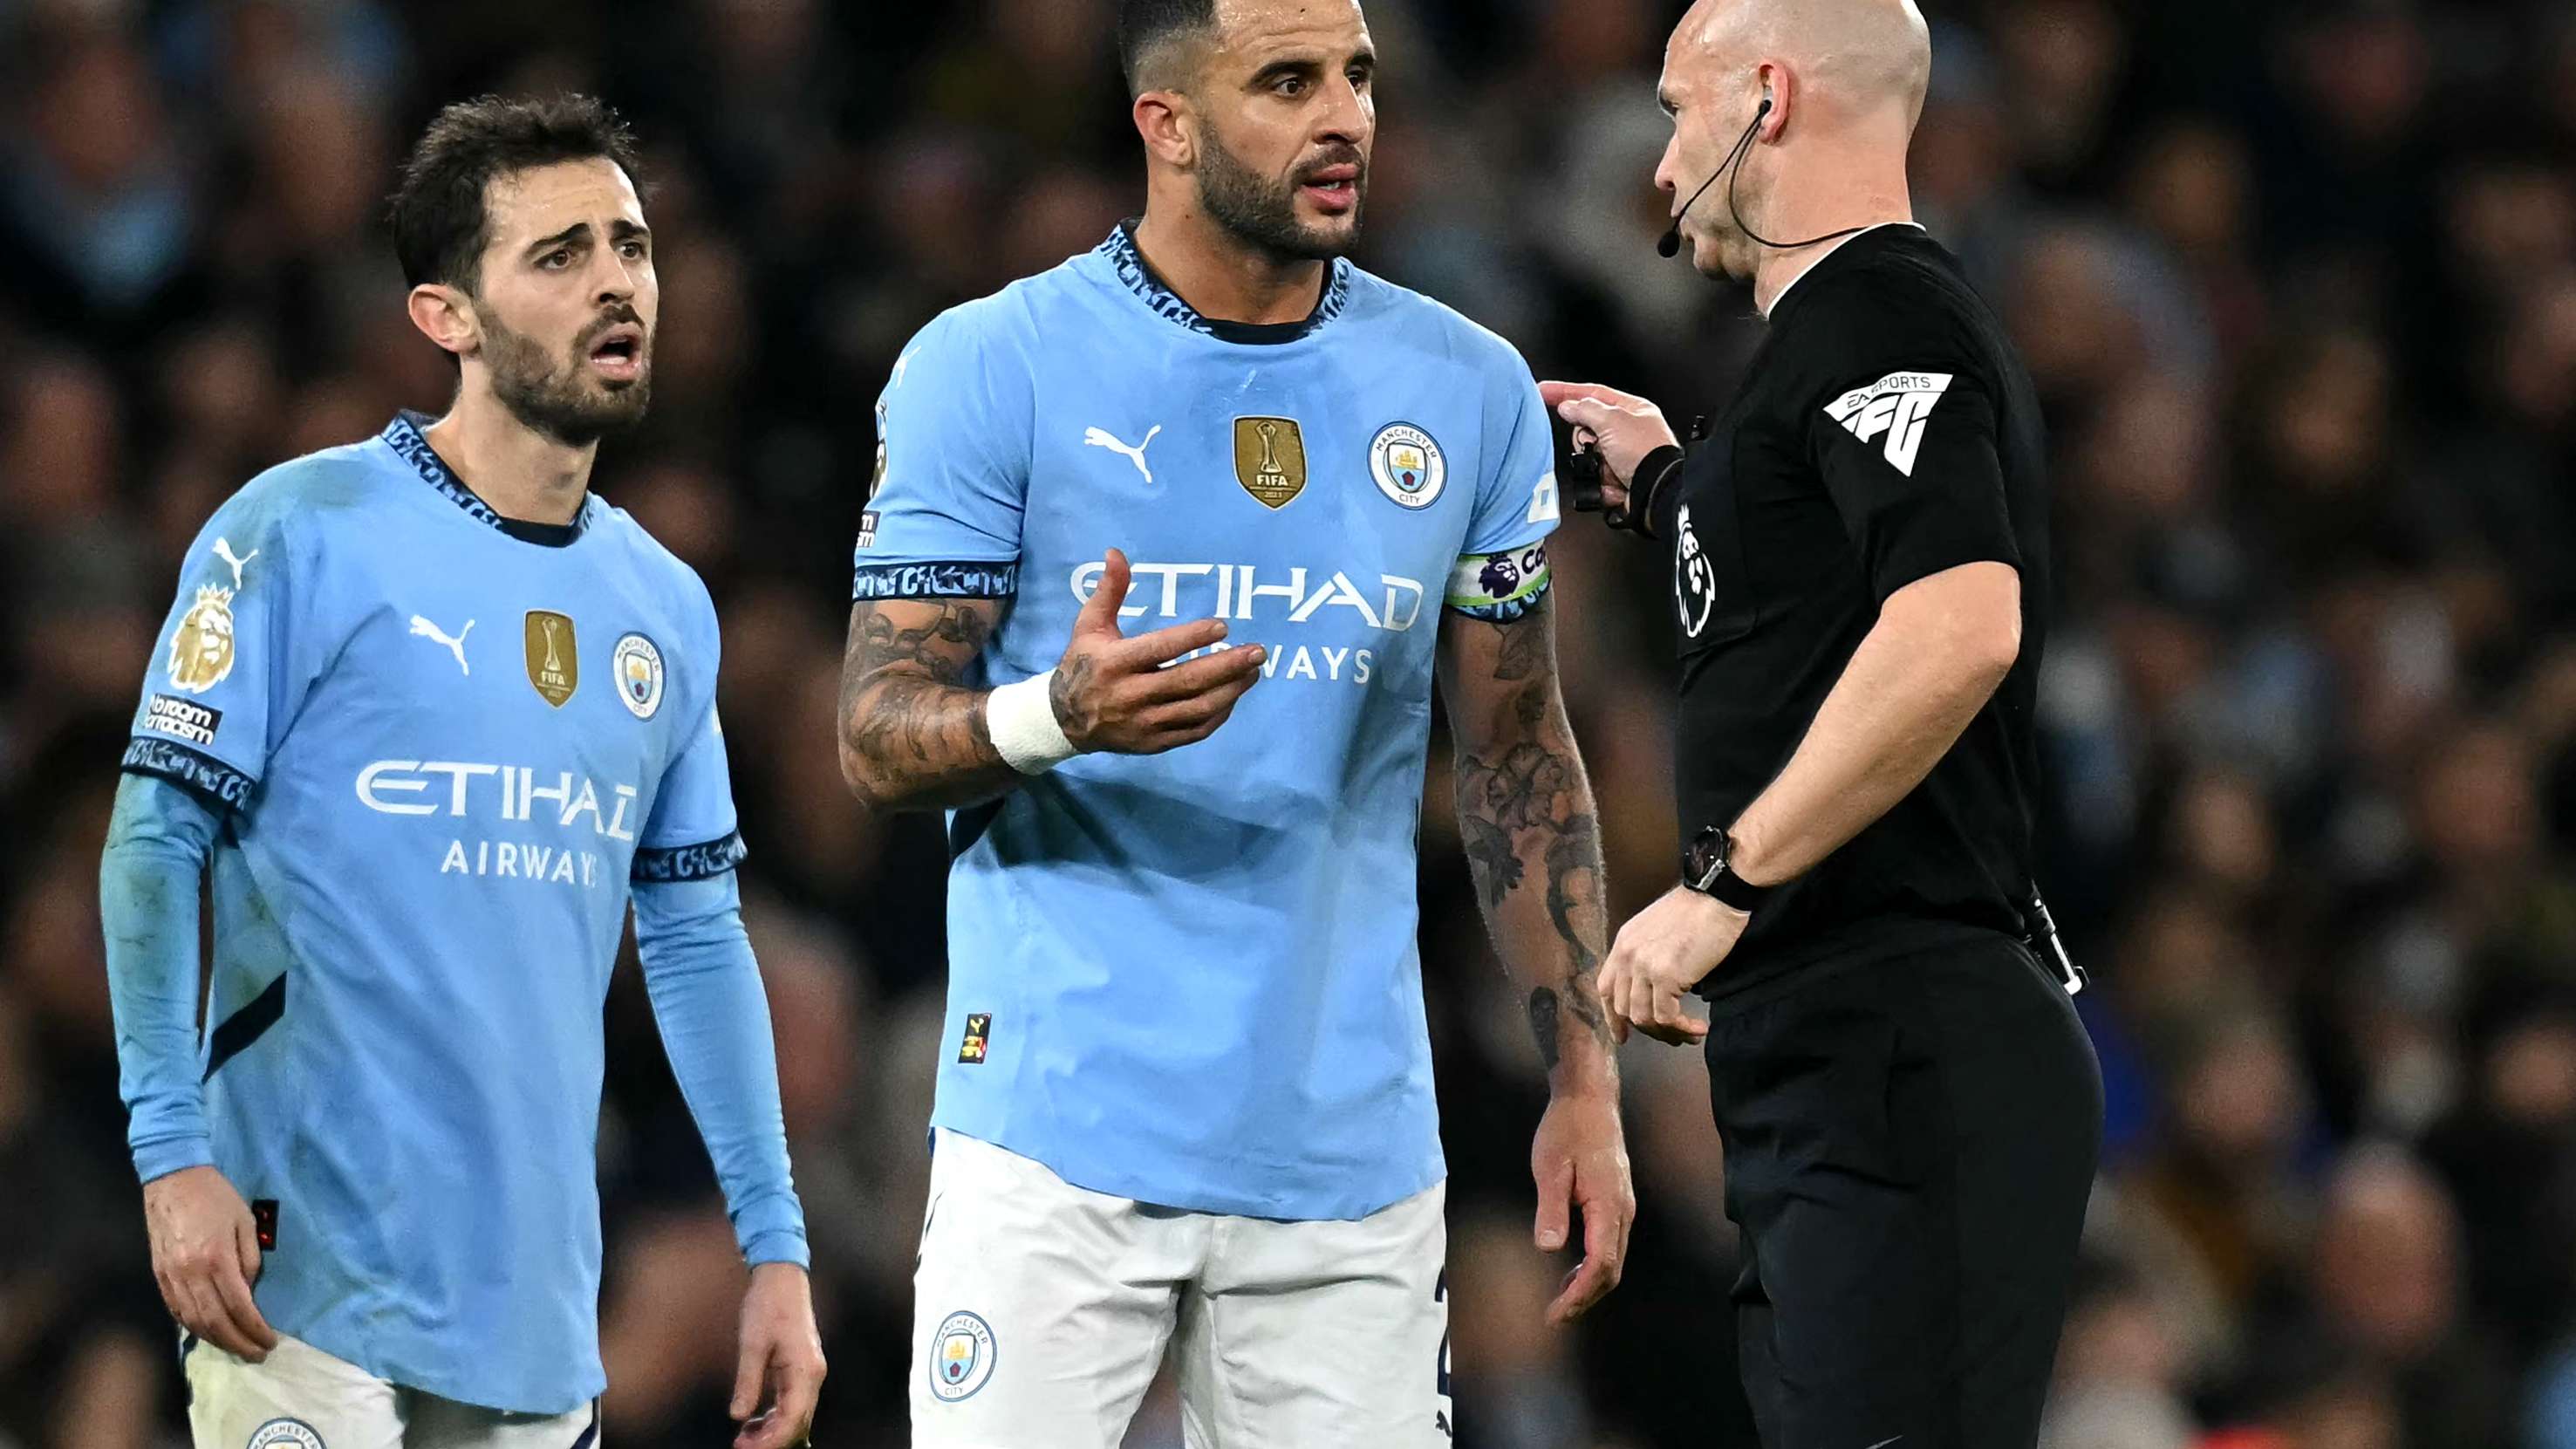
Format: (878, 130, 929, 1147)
(524, 611, 578, 707)
(1233, 415, 1308, 509)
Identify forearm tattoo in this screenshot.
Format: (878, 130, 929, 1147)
(1448, 598, 1614, 1068)
(839, 599, 1014, 811)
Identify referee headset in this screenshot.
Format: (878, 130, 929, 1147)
(1657, 88, 1877, 257)
(1575, 86, 1881, 523)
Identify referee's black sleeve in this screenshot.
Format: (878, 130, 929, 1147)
(1798, 299, 2020, 604)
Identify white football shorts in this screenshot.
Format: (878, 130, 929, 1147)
(184, 1333, 598, 1449)
(910, 1127, 1452, 1448)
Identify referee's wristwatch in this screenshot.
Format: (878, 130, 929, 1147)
(1681, 825, 1771, 913)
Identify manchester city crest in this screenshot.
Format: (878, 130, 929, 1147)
(612, 632, 666, 720)
(1369, 421, 1446, 509)
(245, 1418, 325, 1449)
(929, 1309, 996, 1402)
(167, 584, 237, 694)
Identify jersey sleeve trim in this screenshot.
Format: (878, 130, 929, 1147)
(853, 560, 1020, 601)
(120, 737, 255, 813)
(633, 830, 750, 884)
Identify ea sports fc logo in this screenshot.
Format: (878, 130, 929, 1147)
(929, 1309, 996, 1402)
(246, 1419, 325, 1449)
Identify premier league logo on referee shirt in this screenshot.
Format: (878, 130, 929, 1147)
(929, 1309, 996, 1401)
(1369, 421, 1446, 509)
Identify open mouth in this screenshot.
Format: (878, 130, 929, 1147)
(586, 324, 645, 382)
(1299, 163, 1361, 215)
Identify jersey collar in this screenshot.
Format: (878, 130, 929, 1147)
(1097, 221, 1351, 345)
(1760, 222, 1928, 319)
(380, 411, 592, 547)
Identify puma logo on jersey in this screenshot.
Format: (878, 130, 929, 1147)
(1083, 424, 1163, 484)
(214, 537, 259, 590)
(1823, 371, 1952, 477)
(409, 615, 475, 675)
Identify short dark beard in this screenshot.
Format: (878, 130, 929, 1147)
(1196, 125, 1362, 264)
(473, 302, 651, 447)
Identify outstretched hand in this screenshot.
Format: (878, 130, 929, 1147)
(1051, 549, 1267, 755)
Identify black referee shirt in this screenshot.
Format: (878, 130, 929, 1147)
(1652, 224, 2050, 1008)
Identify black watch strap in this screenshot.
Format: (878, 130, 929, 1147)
(1683, 825, 1771, 912)
(1698, 864, 1770, 913)
(1614, 445, 1687, 538)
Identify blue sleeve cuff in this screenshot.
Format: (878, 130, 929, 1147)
(740, 1220, 812, 1270)
(133, 1135, 216, 1185)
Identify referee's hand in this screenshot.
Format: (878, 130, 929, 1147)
(1539, 381, 1678, 513)
(1600, 887, 1748, 1045)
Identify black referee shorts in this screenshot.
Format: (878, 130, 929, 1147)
(1705, 932, 2101, 1449)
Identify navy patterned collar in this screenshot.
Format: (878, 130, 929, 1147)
(1097, 221, 1351, 345)
(380, 411, 590, 547)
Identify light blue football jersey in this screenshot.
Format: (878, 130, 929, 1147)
(859, 225, 1562, 1220)
(120, 414, 798, 1412)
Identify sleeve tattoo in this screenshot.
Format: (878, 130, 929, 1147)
(837, 598, 1019, 813)
(1444, 597, 1613, 1071)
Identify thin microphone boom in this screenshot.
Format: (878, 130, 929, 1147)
(1658, 99, 1765, 259)
(1657, 96, 1879, 259)
(1658, 165, 1731, 258)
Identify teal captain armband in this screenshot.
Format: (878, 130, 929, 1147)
(1445, 542, 1552, 622)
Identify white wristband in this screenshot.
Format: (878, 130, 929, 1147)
(987, 670, 1078, 775)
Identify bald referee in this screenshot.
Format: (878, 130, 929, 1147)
(1543, 2, 2100, 1446)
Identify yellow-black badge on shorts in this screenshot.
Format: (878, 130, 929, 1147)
(958, 1013, 991, 1064)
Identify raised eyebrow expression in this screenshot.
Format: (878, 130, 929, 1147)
(524, 220, 653, 270)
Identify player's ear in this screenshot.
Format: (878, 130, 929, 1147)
(1133, 88, 1198, 169)
(407, 284, 478, 359)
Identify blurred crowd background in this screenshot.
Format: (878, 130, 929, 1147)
(2, 0, 2574, 1446)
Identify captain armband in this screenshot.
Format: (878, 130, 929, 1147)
(1445, 542, 1553, 623)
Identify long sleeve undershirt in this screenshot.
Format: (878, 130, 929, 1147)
(99, 772, 809, 1267)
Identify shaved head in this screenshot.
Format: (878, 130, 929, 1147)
(1653, 0, 1930, 284)
(1669, 0, 1930, 127)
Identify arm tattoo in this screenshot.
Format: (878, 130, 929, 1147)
(1443, 596, 1615, 1067)
(1527, 986, 1564, 1072)
(838, 598, 1017, 813)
